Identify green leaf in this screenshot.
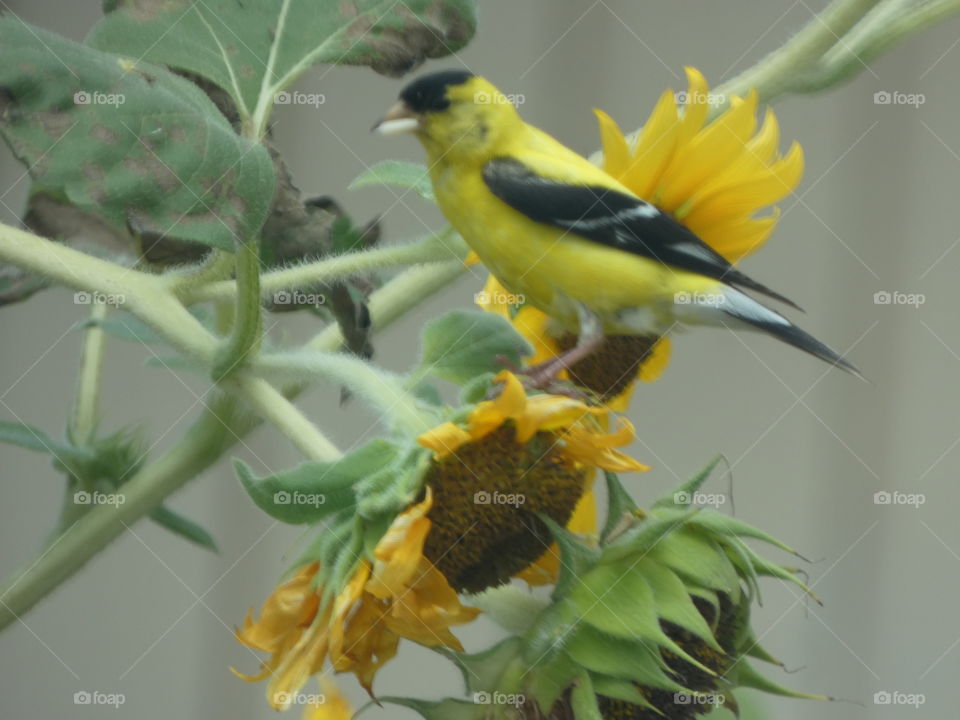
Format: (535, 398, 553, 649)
(600, 471, 637, 543)
(589, 674, 658, 712)
(355, 446, 431, 518)
(569, 671, 603, 720)
(688, 511, 800, 556)
(636, 559, 724, 653)
(420, 310, 532, 386)
(599, 510, 695, 565)
(350, 161, 435, 201)
(371, 698, 482, 720)
(0, 420, 69, 455)
(570, 560, 715, 675)
(540, 515, 600, 600)
(235, 439, 400, 523)
(726, 661, 829, 701)
(564, 628, 682, 692)
(0, 17, 275, 251)
(458, 372, 495, 405)
(645, 526, 742, 596)
(525, 651, 578, 712)
(444, 637, 523, 695)
(653, 455, 724, 509)
(149, 504, 218, 551)
(89, 0, 478, 122)
(412, 381, 444, 407)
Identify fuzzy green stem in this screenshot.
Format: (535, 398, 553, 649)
(163, 249, 236, 296)
(798, 0, 960, 90)
(0, 395, 250, 632)
(181, 231, 463, 305)
(212, 240, 263, 380)
(711, 0, 883, 108)
(0, 222, 218, 362)
(252, 351, 437, 436)
(0, 261, 464, 631)
(230, 375, 342, 461)
(68, 302, 108, 447)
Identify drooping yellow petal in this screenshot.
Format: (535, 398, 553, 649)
(302, 679, 353, 720)
(514, 393, 604, 443)
(417, 421, 473, 458)
(466, 370, 527, 439)
(562, 419, 651, 473)
(368, 489, 434, 599)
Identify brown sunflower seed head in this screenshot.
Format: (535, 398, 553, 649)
(557, 334, 660, 400)
(421, 423, 588, 594)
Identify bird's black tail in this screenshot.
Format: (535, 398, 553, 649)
(719, 290, 862, 377)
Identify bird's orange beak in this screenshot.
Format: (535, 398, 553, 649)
(372, 100, 420, 135)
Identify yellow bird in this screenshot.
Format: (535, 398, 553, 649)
(374, 70, 858, 379)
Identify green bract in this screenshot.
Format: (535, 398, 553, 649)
(376, 463, 826, 720)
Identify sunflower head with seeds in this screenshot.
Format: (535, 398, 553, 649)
(233, 310, 649, 707)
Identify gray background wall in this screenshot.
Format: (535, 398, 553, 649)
(1, 1, 958, 718)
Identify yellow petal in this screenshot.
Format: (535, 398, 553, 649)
(514, 394, 603, 443)
(512, 305, 562, 366)
(328, 563, 371, 664)
(467, 371, 527, 439)
(562, 420, 650, 473)
(417, 422, 472, 458)
(302, 680, 353, 720)
(662, 91, 759, 212)
(368, 490, 433, 599)
(623, 89, 680, 199)
(464, 250, 481, 267)
(638, 336, 671, 383)
(475, 274, 511, 317)
(595, 108, 629, 178)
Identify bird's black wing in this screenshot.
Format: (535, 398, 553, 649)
(482, 157, 801, 311)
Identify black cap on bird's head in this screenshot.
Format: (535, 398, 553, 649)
(373, 69, 476, 135)
(400, 70, 474, 113)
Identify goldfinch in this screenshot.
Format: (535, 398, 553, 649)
(374, 70, 858, 377)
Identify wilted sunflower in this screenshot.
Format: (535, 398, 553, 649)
(380, 466, 825, 720)
(235, 370, 648, 707)
(477, 66, 803, 405)
(417, 370, 648, 593)
(234, 489, 479, 708)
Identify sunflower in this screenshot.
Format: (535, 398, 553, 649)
(477, 67, 803, 406)
(234, 489, 480, 708)
(391, 466, 825, 720)
(417, 370, 647, 592)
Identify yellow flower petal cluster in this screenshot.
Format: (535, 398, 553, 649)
(417, 370, 648, 473)
(235, 490, 478, 707)
(596, 65, 803, 261)
(478, 67, 802, 405)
